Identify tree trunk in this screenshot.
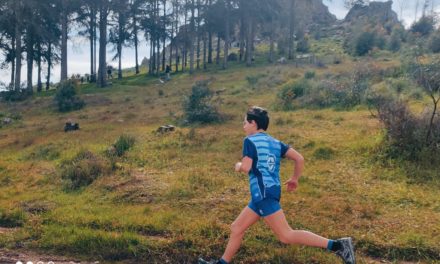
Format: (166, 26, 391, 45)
(288, 0, 295, 60)
(98, 2, 108, 88)
(223, 0, 230, 69)
(189, 0, 195, 74)
(118, 44, 122, 79)
(162, 0, 166, 72)
(156, 38, 160, 75)
(149, 39, 153, 75)
(174, 1, 179, 72)
(208, 30, 213, 64)
(26, 27, 34, 93)
(239, 15, 245, 62)
(118, 11, 123, 79)
(61, 1, 68, 81)
(216, 32, 220, 65)
(208, 0, 213, 64)
(169, 17, 173, 69)
(46, 41, 51, 90)
(90, 9, 95, 82)
(10, 36, 15, 88)
(203, 31, 207, 70)
(246, 17, 253, 67)
(94, 17, 97, 79)
(196, 0, 201, 70)
(14, 1, 22, 92)
(37, 42, 42, 92)
(268, 17, 274, 63)
(134, 15, 139, 74)
(426, 95, 439, 145)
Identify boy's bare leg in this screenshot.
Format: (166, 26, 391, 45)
(264, 210, 328, 248)
(221, 206, 260, 262)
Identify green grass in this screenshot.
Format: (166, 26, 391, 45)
(0, 41, 439, 263)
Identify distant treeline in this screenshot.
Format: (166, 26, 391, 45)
(0, 0, 316, 92)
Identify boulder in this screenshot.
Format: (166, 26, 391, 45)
(2, 117, 12, 125)
(156, 125, 175, 134)
(64, 122, 79, 132)
(344, 1, 399, 25)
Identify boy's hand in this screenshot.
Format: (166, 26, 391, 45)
(285, 178, 298, 192)
(235, 162, 242, 172)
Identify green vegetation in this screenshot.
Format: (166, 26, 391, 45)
(54, 80, 85, 112)
(183, 80, 223, 124)
(0, 36, 439, 264)
(60, 150, 111, 190)
(112, 134, 136, 157)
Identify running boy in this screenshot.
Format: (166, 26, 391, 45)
(199, 106, 356, 264)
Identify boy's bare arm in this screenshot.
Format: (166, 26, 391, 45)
(235, 156, 253, 173)
(284, 148, 304, 192)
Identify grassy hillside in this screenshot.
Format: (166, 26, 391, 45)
(0, 46, 439, 263)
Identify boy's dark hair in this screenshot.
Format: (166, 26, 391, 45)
(246, 106, 269, 130)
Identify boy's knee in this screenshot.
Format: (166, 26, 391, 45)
(275, 229, 295, 244)
(230, 222, 245, 236)
(277, 234, 290, 244)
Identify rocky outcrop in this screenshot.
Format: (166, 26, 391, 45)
(344, 1, 399, 25)
(299, 0, 337, 26)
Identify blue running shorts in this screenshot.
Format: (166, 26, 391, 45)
(248, 198, 281, 217)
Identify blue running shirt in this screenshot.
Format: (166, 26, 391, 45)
(242, 133, 290, 202)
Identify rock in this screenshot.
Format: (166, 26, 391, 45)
(156, 125, 175, 134)
(64, 121, 79, 132)
(2, 117, 12, 125)
(344, 1, 399, 25)
(277, 57, 287, 64)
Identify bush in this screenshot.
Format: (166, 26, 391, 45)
(410, 16, 435, 37)
(55, 80, 85, 112)
(27, 144, 60, 160)
(2, 89, 30, 102)
(388, 30, 402, 52)
(375, 99, 440, 165)
(354, 31, 375, 56)
(113, 134, 136, 157)
(183, 80, 222, 124)
(61, 150, 110, 190)
(0, 209, 26, 227)
(313, 147, 335, 160)
(278, 79, 310, 110)
(296, 37, 310, 53)
(246, 73, 266, 89)
(227, 53, 238, 61)
(304, 71, 316, 79)
(428, 30, 440, 53)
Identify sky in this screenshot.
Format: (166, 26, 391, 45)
(0, 0, 438, 89)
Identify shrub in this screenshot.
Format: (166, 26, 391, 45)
(313, 147, 335, 160)
(388, 30, 402, 52)
(278, 79, 310, 110)
(27, 144, 60, 160)
(246, 73, 266, 89)
(304, 71, 316, 79)
(354, 31, 375, 56)
(227, 52, 238, 61)
(2, 89, 30, 102)
(375, 98, 440, 166)
(0, 209, 26, 227)
(183, 80, 222, 124)
(113, 134, 136, 157)
(296, 37, 310, 53)
(410, 16, 435, 37)
(61, 150, 110, 190)
(54, 80, 85, 112)
(428, 30, 440, 53)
